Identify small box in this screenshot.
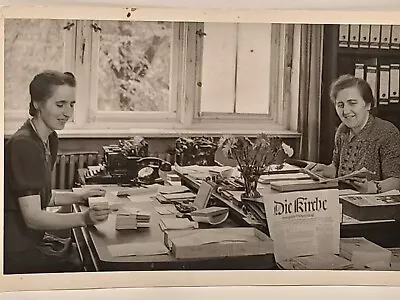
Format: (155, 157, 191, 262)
(339, 194, 400, 221)
(166, 227, 273, 259)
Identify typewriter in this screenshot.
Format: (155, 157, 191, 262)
(175, 137, 217, 166)
(84, 137, 170, 186)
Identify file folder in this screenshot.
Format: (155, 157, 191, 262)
(366, 65, 378, 100)
(359, 25, 371, 48)
(339, 24, 350, 48)
(390, 25, 400, 49)
(380, 25, 391, 49)
(379, 64, 390, 105)
(349, 25, 360, 48)
(354, 63, 365, 79)
(369, 25, 381, 48)
(389, 63, 400, 104)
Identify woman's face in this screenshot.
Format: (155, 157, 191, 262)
(334, 86, 371, 133)
(35, 84, 76, 131)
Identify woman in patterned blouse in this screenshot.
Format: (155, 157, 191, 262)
(309, 74, 400, 193)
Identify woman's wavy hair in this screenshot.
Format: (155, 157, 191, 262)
(29, 70, 76, 117)
(329, 74, 377, 115)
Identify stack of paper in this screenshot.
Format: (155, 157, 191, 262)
(115, 206, 151, 230)
(156, 190, 196, 204)
(340, 237, 392, 270)
(88, 197, 108, 208)
(191, 207, 229, 225)
(258, 173, 310, 184)
(280, 254, 353, 270)
(159, 217, 198, 231)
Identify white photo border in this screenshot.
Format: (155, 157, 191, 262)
(2, 3, 400, 293)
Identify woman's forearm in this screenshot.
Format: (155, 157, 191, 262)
(375, 177, 400, 193)
(48, 190, 80, 207)
(24, 210, 87, 231)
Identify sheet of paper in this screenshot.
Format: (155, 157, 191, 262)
(154, 205, 177, 215)
(264, 189, 340, 263)
(107, 242, 169, 257)
(128, 195, 154, 203)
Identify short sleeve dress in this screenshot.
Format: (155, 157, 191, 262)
(3, 119, 58, 272)
(331, 114, 400, 181)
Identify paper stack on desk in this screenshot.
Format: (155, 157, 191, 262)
(159, 217, 198, 231)
(190, 207, 229, 225)
(279, 254, 353, 270)
(156, 191, 196, 204)
(115, 206, 151, 230)
(340, 237, 392, 270)
(88, 197, 109, 208)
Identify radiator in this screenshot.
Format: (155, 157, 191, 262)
(52, 151, 102, 189)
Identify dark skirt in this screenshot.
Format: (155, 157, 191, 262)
(4, 233, 84, 274)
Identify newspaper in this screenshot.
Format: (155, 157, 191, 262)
(264, 189, 341, 263)
(301, 166, 375, 183)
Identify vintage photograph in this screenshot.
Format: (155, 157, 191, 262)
(1, 4, 400, 288)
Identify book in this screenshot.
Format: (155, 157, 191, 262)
(270, 179, 338, 192)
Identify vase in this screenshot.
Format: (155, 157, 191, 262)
(241, 173, 262, 200)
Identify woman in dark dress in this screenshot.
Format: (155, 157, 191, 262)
(4, 70, 110, 274)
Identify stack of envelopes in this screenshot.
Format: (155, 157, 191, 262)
(116, 206, 151, 230)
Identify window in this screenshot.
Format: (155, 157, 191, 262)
(3, 18, 299, 137)
(4, 18, 75, 122)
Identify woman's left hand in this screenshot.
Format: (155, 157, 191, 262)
(344, 177, 373, 193)
(74, 188, 106, 205)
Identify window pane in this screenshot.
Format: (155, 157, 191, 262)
(4, 19, 67, 111)
(200, 23, 271, 115)
(200, 23, 237, 113)
(236, 23, 271, 114)
(97, 21, 172, 112)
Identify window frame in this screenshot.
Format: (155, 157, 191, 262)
(3, 17, 300, 138)
(85, 20, 183, 125)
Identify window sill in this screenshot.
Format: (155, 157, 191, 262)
(4, 128, 301, 139)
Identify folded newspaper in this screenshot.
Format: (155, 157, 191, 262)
(301, 167, 375, 183)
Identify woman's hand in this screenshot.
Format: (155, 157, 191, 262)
(305, 163, 336, 178)
(84, 203, 111, 226)
(344, 177, 375, 193)
(74, 188, 106, 205)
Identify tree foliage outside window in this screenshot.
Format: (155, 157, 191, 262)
(4, 19, 66, 111)
(97, 20, 172, 112)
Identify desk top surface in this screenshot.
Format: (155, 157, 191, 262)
(77, 187, 270, 264)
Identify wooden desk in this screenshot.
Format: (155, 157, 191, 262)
(72, 188, 276, 272)
(178, 170, 400, 248)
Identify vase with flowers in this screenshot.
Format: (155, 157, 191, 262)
(218, 133, 294, 201)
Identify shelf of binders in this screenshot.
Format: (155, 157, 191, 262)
(338, 24, 400, 51)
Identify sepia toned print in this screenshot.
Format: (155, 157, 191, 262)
(2, 3, 400, 293)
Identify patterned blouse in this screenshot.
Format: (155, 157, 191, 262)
(332, 114, 400, 181)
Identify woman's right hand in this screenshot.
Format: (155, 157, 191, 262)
(84, 203, 111, 226)
(305, 163, 336, 178)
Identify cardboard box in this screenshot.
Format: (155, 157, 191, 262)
(166, 227, 273, 259)
(339, 194, 400, 221)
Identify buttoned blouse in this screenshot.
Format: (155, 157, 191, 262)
(332, 115, 400, 181)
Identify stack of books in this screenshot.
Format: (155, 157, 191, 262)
(115, 206, 151, 230)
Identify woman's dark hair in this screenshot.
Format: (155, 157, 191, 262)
(329, 74, 376, 111)
(29, 70, 76, 117)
